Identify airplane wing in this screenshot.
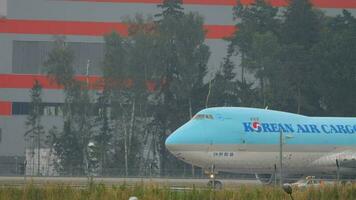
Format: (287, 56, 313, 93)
(338, 159, 356, 168)
(311, 149, 356, 169)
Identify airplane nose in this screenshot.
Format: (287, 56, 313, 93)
(165, 128, 185, 153)
(165, 132, 176, 151)
(165, 121, 198, 152)
(165, 132, 175, 144)
(165, 122, 201, 150)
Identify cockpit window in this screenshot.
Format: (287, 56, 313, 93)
(192, 114, 214, 120)
(206, 114, 214, 119)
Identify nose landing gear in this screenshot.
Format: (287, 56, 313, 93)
(206, 164, 223, 189)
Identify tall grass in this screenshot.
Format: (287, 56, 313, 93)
(0, 183, 356, 200)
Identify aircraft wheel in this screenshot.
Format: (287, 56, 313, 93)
(208, 180, 223, 189)
(255, 173, 274, 185)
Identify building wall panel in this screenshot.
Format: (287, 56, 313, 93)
(0, 101, 12, 116)
(0, 19, 234, 39)
(0, 34, 13, 73)
(8, 0, 234, 25)
(0, 88, 65, 103)
(12, 41, 104, 75)
(0, 116, 63, 156)
(12, 41, 53, 74)
(0, 74, 103, 90)
(1, 0, 356, 159)
(64, 0, 356, 8)
(0, 34, 105, 74)
(7, 0, 356, 27)
(0, 0, 6, 17)
(0, 34, 230, 79)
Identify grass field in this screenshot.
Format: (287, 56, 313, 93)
(1, 182, 356, 200)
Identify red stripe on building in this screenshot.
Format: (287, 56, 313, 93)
(0, 74, 159, 92)
(0, 19, 235, 39)
(205, 25, 236, 39)
(67, 0, 356, 8)
(0, 19, 129, 37)
(68, 0, 254, 6)
(0, 74, 103, 90)
(0, 101, 12, 116)
(311, 0, 356, 9)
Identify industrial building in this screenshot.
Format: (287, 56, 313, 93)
(0, 0, 355, 175)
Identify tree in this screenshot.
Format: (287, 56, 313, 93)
(312, 10, 356, 116)
(153, 0, 211, 176)
(152, 0, 186, 176)
(278, 0, 323, 114)
(102, 15, 164, 175)
(173, 12, 210, 118)
(25, 80, 45, 176)
(45, 126, 59, 176)
(281, 0, 321, 48)
(93, 89, 112, 176)
(102, 31, 129, 176)
(229, 0, 281, 108)
(44, 38, 75, 88)
(229, 0, 325, 113)
(70, 82, 94, 175)
(53, 120, 83, 175)
(125, 15, 164, 176)
(208, 54, 237, 107)
(246, 32, 281, 107)
(155, 0, 184, 20)
(44, 38, 94, 175)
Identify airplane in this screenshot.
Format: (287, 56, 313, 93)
(165, 107, 356, 187)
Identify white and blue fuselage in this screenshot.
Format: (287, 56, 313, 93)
(165, 107, 356, 176)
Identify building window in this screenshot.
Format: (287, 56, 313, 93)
(42, 103, 63, 116)
(44, 106, 54, 116)
(12, 102, 30, 115)
(12, 41, 104, 75)
(12, 102, 63, 116)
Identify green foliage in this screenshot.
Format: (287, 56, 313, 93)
(44, 39, 75, 88)
(312, 10, 356, 116)
(25, 80, 44, 139)
(275, 0, 322, 114)
(37, 0, 356, 177)
(44, 38, 95, 176)
(102, 31, 136, 176)
(125, 15, 162, 90)
(231, 0, 279, 54)
(208, 55, 239, 107)
(2, 184, 356, 200)
(155, 0, 184, 20)
(25, 80, 45, 176)
(93, 89, 112, 176)
(53, 120, 83, 175)
(103, 32, 130, 88)
(281, 0, 321, 47)
(172, 12, 210, 101)
(214, 0, 281, 109)
(153, 0, 211, 176)
(228, 0, 355, 116)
